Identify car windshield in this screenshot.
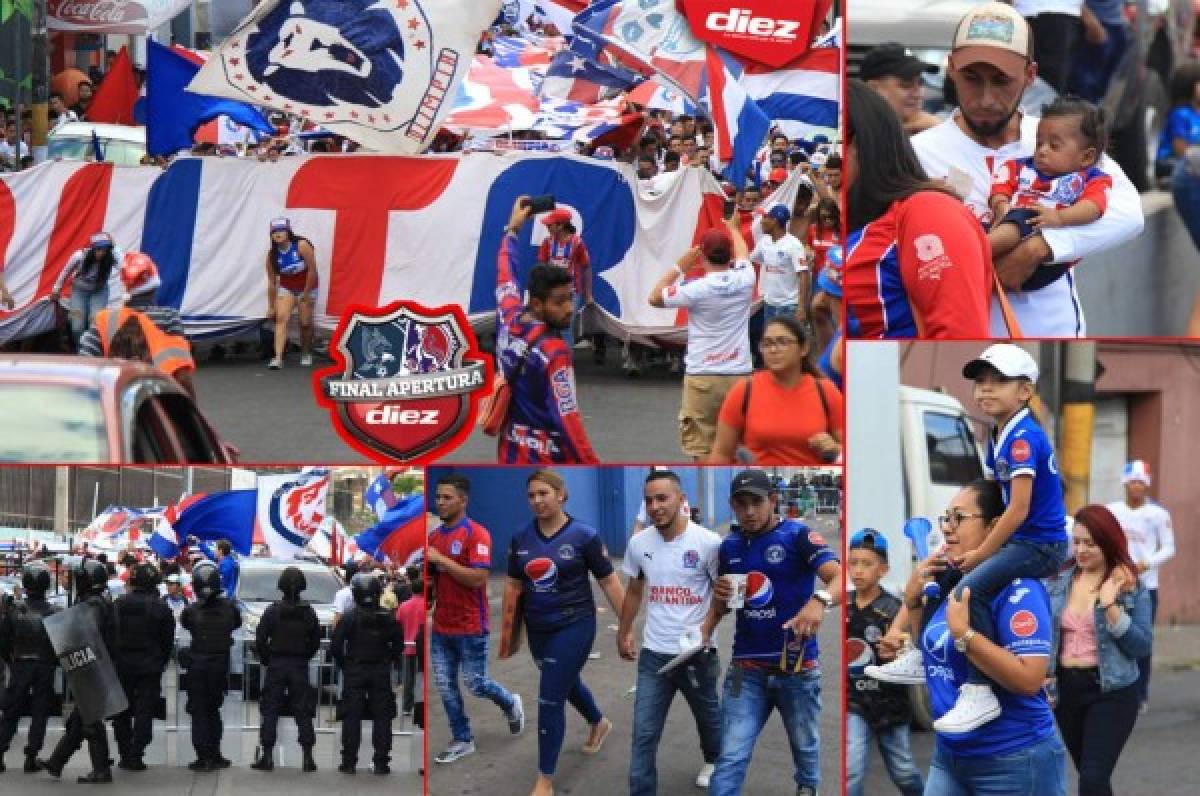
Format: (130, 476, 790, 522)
(237, 568, 340, 604)
(0, 385, 108, 461)
(49, 136, 145, 166)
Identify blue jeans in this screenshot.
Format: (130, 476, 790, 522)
(1136, 588, 1158, 702)
(1173, 160, 1200, 248)
(629, 648, 721, 796)
(763, 302, 799, 323)
(847, 712, 925, 796)
(69, 284, 109, 344)
(924, 734, 1067, 795)
(430, 631, 515, 743)
(709, 665, 821, 795)
(527, 616, 603, 776)
(955, 539, 1068, 685)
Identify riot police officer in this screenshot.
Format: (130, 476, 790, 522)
(330, 573, 403, 775)
(41, 559, 117, 783)
(0, 561, 61, 773)
(111, 561, 175, 771)
(251, 566, 320, 773)
(179, 561, 241, 772)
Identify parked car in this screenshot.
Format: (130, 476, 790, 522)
(48, 122, 146, 166)
(0, 355, 237, 463)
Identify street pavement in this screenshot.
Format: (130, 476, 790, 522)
(0, 661, 423, 795)
(192, 344, 683, 463)
(429, 514, 843, 796)
(862, 631, 1200, 795)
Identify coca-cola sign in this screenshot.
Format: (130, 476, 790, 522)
(49, 0, 187, 33)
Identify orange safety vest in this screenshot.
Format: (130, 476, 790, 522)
(94, 307, 195, 378)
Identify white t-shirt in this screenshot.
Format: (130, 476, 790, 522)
(622, 520, 722, 654)
(1015, 0, 1083, 17)
(751, 232, 809, 307)
(661, 260, 755, 375)
(911, 113, 1143, 337)
(333, 585, 355, 615)
(1105, 500, 1175, 590)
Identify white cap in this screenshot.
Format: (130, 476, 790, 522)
(962, 344, 1039, 384)
(1122, 460, 1152, 485)
(951, 2, 1032, 80)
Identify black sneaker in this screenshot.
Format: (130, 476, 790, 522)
(117, 758, 146, 771)
(372, 763, 390, 776)
(77, 770, 113, 784)
(338, 761, 356, 775)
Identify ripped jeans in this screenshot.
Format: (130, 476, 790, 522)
(430, 631, 516, 743)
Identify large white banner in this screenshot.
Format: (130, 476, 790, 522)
(0, 153, 724, 341)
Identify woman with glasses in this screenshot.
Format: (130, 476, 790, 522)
(499, 469, 625, 796)
(867, 479, 1068, 795)
(1046, 505, 1151, 796)
(707, 315, 843, 465)
(842, 79, 993, 339)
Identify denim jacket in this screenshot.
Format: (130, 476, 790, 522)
(1046, 567, 1153, 692)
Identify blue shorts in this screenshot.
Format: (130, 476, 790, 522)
(996, 206, 1040, 240)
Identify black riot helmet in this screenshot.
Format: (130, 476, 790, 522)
(192, 561, 222, 602)
(277, 566, 307, 600)
(21, 561, 52, 597)
(75, 559, 109, 597)
(350, 573, 382, 607)
(130, 561, 161, 592)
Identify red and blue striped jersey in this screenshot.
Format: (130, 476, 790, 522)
(991, 158, 1112, 214)
(495, 233, 599, 464)
(844, 192, 992, 339)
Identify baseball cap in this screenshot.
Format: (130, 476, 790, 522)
(952, 2, 1032, 80)
(700, 228, 733, 264)
(89, 232, 113, 249)
(542, 208, 572, 226)
(766, 203, 791, 226)
(730, 469, 773, 499)
(768, 167, 789, 184)
(962, 343, 1039, 384)
(269, 217, 291, 231)
(120, 251, 161, 296)
(860, 42, 938, 81)
(1122, 460, 1152, 486)
(849, 528, 889, 561)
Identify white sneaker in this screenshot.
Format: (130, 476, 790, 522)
(267, 357, 283, 370)
(434, 740, 475, 764)
(695, 763, 715, 788)
(864, 646, 926, 685)
(932, 683, 1002, 734)
(506, 693, 525, 735)
(300, 353, 313, 366)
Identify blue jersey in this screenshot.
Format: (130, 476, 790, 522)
(507, 516, 613, 633)
(718, 518, 837, 664)
(273, 240, 306, 276)
(1158, 105, 1200, 163)
(986, 408, 1068, 545)
(921, 578, 1057, 757)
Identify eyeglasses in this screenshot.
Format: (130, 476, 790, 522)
(938, 510, 984, 528)
(759, 337, 799, 351)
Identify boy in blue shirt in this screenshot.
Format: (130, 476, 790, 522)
(869, 344, 1068, 734)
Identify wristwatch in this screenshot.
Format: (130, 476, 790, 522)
(812, 589, 833, 609)
(953, 628, 977, 653)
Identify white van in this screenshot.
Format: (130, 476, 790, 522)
(49, 122, 146, 166)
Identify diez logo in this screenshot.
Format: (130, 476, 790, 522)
(315, 301, 491, 463)
(681, 1, 817, 68)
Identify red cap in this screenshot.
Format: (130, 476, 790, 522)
(542, 208, 572, 225)
(769, 167, 788, 184)
(120, 251, 159, 294)
(700, 228, 733, 264)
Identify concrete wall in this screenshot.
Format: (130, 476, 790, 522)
(1075, 193, 1200, 337)
(889, 341, 1200, 623)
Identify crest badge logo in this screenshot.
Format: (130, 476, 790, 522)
(315, 300, 490, 462)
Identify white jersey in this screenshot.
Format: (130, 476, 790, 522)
(911, 113, 1143, 337)
(751, 233, 809, 307)
(661, 260, 755, 375)
(333, 585, 355, 615)
(622, 521, 721, 654)
(1105, 500, 1175, 590)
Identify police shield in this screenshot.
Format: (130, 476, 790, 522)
(43, 604, 128, 724)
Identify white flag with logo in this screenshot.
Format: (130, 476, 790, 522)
(256, 472, 331, 559)
(187, 0, 502, 153)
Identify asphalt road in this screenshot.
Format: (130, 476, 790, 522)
(192, 343, 684, 463)
(428, 514, 843, 796)
(0, 662, 423, 795)
(862, 668, 1200, 796)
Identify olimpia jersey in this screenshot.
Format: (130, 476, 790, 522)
(718, 518, 837, 665)
(986, 408, 1068, 545)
